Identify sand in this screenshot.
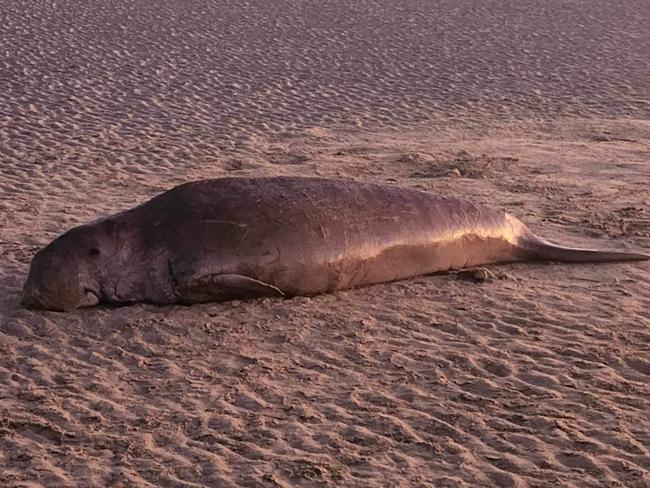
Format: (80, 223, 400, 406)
(1, 1, 650, 487)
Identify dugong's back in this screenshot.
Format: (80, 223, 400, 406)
(132, 177, 520, 296)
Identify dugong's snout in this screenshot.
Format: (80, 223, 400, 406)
(20, 282, 40, 309)
(21, 279, 58, 311)
(21, 274, 90, 312)
(22, 244, 102, 312)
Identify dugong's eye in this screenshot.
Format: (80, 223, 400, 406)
(89, 248, 100, 257)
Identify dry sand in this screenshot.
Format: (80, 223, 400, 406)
(1, 1, 650, 487)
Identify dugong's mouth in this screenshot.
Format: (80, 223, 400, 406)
(79, 288, 100, 308)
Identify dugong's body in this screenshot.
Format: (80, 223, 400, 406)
(22, 177, 649, 311)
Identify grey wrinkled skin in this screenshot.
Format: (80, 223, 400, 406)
(22, 176, 649, 312)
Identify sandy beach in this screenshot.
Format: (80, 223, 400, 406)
(1, 1, 650, 487)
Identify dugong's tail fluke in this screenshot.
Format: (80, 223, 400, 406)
(521, 237, 650, 263)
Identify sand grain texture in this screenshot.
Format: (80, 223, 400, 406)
(1, 1, 650, 487)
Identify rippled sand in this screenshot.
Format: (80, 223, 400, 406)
(1, 1, 650, 487)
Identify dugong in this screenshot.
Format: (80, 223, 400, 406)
(22, 177, 649, 311)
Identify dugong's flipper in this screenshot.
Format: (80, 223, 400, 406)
(175, 273, 285, 304)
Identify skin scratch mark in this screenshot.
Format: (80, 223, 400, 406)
(201, 219, 248, 228)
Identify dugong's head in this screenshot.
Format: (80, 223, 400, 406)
(22, 221, 119, 312)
